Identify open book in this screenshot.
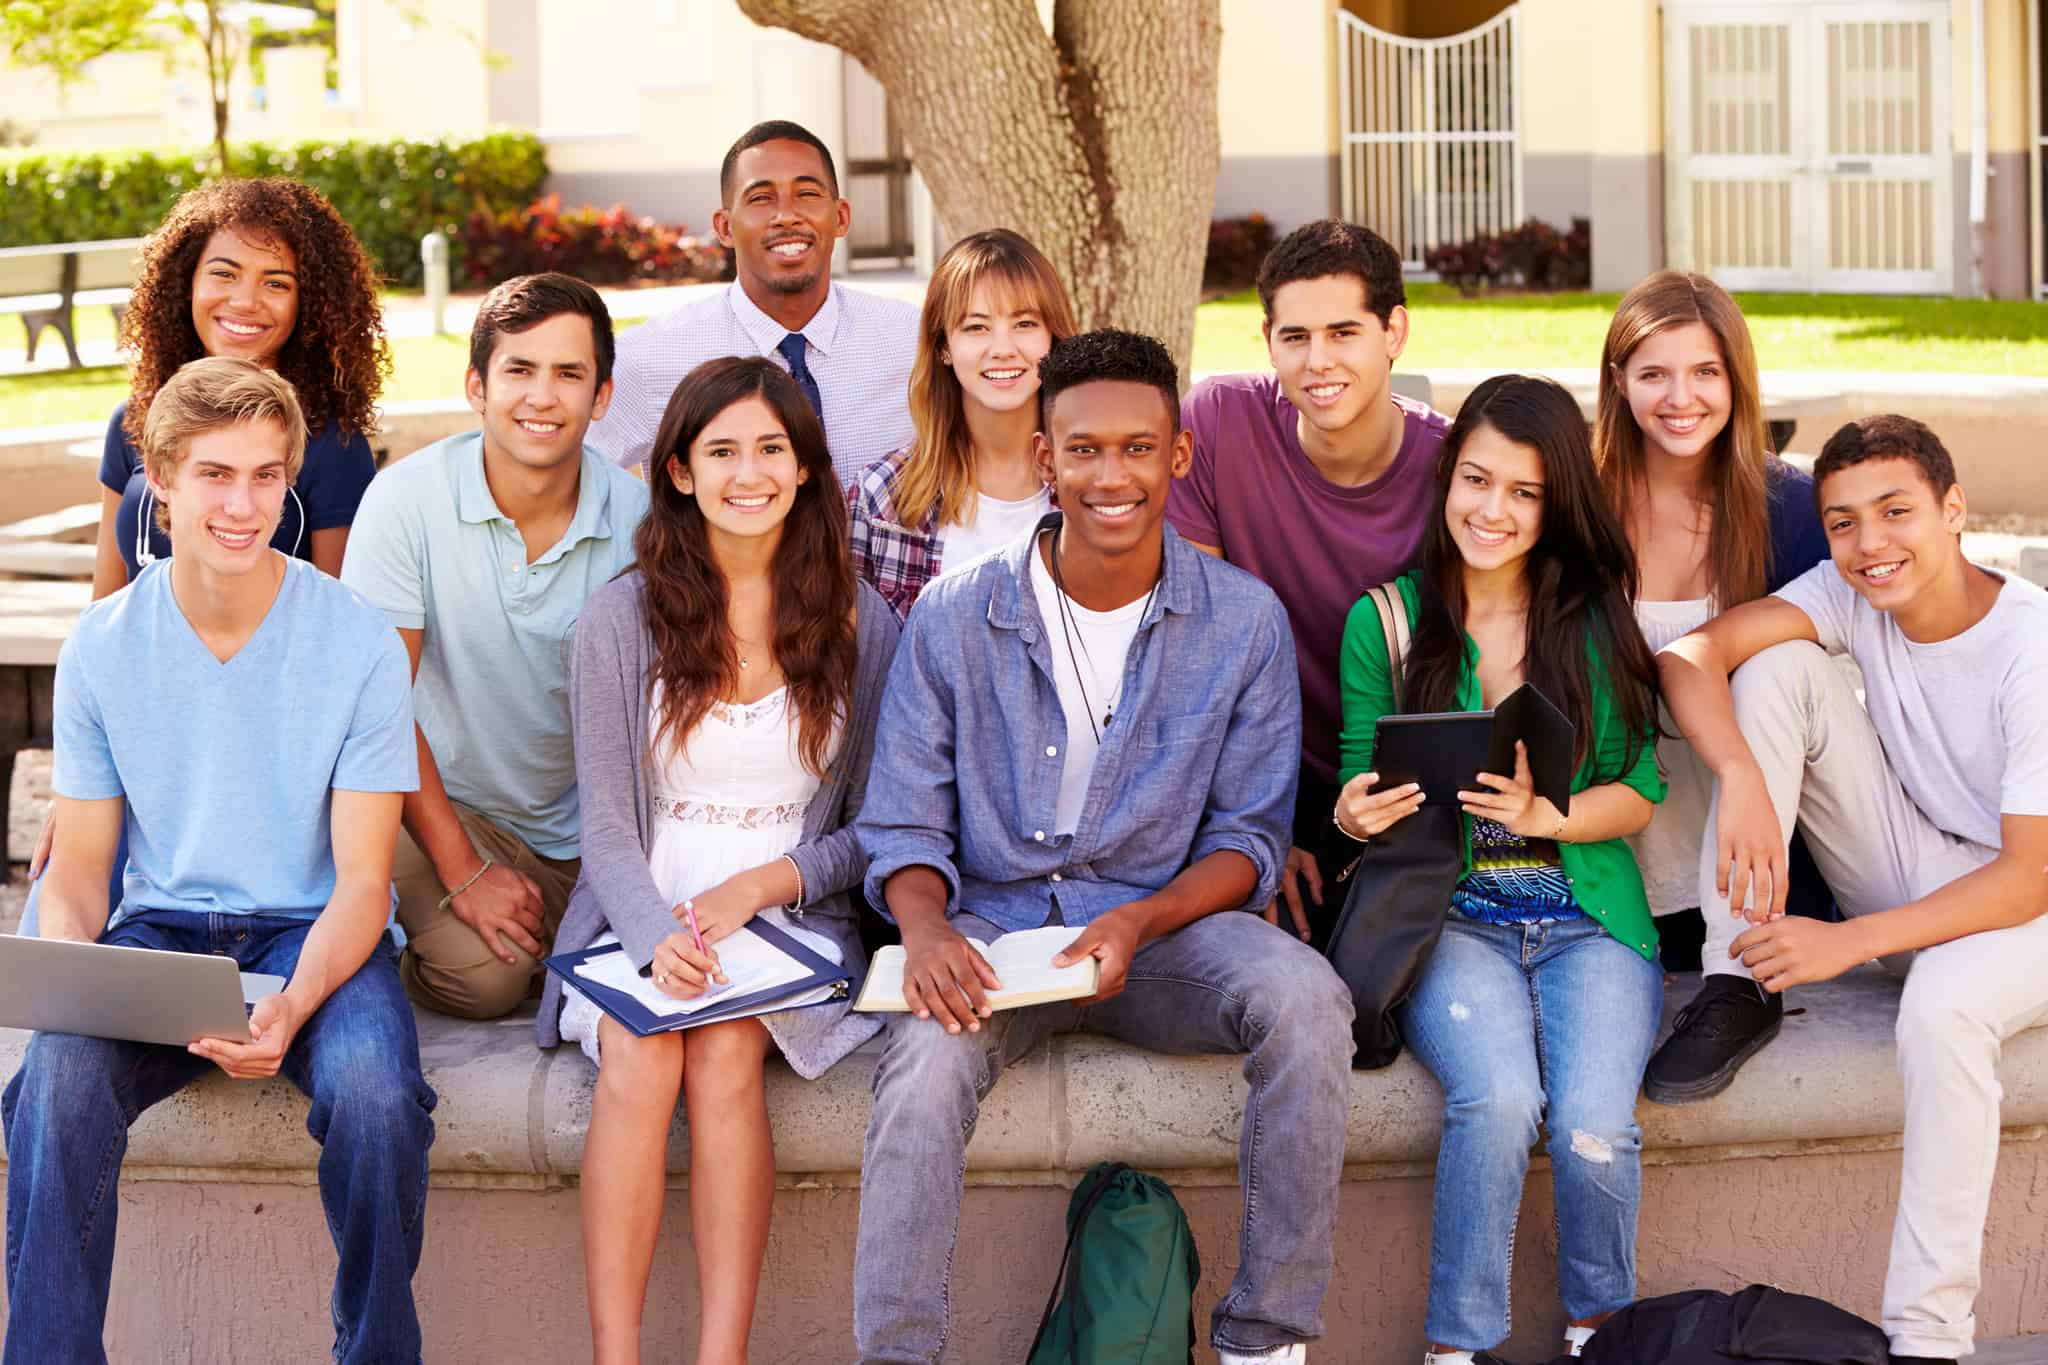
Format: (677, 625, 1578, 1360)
(854, 925, 1100, 1013)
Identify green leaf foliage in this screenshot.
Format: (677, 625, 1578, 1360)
(0, 0, 155, 83)
(0, 129, 549, 285)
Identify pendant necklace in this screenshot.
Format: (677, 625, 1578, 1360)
(1047, 529, 1158, 742)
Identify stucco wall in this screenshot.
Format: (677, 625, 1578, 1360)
(7, 1136, 2041, 1362)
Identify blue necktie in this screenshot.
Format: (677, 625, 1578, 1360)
(775, 332, 823, 419)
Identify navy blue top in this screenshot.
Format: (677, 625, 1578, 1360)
(1765, 459, 1830, 592)
(99, 400, 378, 581)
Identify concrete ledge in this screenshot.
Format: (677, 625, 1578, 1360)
(3, 966, 2046, 1361)
(2, 966, 2043, 1184)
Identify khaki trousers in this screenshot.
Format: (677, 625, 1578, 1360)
(1700, 642, 2048, 1356)
(391, 804, 578, 1021)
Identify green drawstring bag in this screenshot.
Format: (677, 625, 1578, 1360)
(1026, 1162, 1201, 1365)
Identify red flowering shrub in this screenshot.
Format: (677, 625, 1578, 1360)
(1424, 217, 1591, 294)
(458, 195, 728, 287)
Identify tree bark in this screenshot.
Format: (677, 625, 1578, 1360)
(735, 0, 1221, 375)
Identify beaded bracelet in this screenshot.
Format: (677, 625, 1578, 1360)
(783, 854, 805, 916)
(437, 856, 496, 913)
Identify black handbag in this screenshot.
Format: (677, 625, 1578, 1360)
(1322, 583, 1465, 1070)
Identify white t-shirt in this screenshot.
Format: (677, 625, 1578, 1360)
(935, 487, 1053, 584)
(1027, 535, 1149, 836)
(1775, 561, 2048, 847)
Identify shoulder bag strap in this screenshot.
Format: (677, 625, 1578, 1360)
(1367, 582, 1410, 712)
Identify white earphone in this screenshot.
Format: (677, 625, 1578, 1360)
(134, 483, 305, 568)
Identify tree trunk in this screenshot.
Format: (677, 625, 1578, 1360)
(735, 0, 1221, 376)
(189, 0, 233, 172)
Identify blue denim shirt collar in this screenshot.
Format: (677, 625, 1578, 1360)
(985, 510, 1199, 634)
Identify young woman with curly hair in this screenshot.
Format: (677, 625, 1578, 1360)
(88, 176, 390, 598)
(20, 178, 392, 918)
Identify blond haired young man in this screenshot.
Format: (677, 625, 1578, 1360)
(3, 358, 433, 1365)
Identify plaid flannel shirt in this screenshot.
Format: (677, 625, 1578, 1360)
(847, 450, 943, 622)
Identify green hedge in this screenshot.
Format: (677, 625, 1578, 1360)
(0, 130, 549, 287)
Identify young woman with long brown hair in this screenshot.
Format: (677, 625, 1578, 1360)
(536, 356, 899, 1364)
(1592, 273, 1830, 1000)
(1337, 375, 1666, 1364)
(847, 227, 1078, 617)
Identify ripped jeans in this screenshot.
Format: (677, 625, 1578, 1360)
(1397, 911, 1663, 1351)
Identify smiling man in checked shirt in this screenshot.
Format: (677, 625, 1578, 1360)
(586, 119, 919, 488)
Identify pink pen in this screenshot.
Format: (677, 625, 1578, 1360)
(683, 900, 724, 983)
(683, 899, 708, 957)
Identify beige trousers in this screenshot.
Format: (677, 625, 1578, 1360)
(391, 804, 578, 1021)
(1699, 642, 2048, 1356)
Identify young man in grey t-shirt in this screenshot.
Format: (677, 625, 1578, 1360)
(1643, 415, 2048, 1363)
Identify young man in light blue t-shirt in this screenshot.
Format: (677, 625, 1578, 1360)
(1646, 416, 2048, 1363)
(342, 272, 649, 1020)
(2, 358, 433, 1365)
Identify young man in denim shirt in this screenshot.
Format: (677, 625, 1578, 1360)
(853, 330, 1356, 1365)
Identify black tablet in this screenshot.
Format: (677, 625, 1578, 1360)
(1371, 710, 1496, 806)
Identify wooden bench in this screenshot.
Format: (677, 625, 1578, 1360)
(0, 238, 146, 369)
(0, 579, 83, 864)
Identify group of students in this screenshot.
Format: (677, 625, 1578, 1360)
(3, 116, 2043, 1365)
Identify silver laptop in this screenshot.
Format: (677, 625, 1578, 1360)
(0, 936, 287, 1046)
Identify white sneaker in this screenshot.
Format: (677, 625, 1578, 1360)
(1217, 1345, 1306, 1365)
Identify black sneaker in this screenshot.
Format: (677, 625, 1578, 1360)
(1643, 976, 1783, 1105)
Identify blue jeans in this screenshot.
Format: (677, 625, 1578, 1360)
(2, 911, 437, 1365)
(1396, 912, 1662, 1351)
(852, 909, 1356, 1363)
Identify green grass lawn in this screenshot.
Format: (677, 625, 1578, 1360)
(1193, 283, 2048, 376)
(10, 284, 2048, 431)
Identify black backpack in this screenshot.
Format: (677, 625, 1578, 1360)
(1577, 1285, 1889, 1365)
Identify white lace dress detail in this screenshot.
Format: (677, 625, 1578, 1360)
(560, 685, 844, 1065)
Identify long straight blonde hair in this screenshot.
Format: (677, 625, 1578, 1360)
(894, 229, 1078, 531)
(1594, 270, 1773, 607)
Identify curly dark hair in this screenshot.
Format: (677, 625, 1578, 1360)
(1035, 328, 1180, 434)
(1255, 219, 1405, 325)
(120, 177, 390, 447)
(1814, 414, 1958, 509)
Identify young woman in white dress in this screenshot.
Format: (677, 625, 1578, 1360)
(537, 355, 900, 1364)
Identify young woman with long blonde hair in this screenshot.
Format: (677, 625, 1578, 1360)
(847, 228, 1078, 617)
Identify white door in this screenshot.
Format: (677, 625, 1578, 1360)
(1666, 1, 1952, 294)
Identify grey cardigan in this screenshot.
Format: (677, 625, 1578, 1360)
(535, 572, 900, 1078)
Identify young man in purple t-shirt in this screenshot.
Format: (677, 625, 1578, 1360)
(1168, 220, 1450, 947)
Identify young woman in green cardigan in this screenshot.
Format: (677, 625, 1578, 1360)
(1334, 374, 1666, 1365)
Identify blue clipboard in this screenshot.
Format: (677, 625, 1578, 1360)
(544, 917, 853, 1037)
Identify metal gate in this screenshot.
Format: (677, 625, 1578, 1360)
(1665, 2, 1952, 294)
(1336, 7, 1524, 272)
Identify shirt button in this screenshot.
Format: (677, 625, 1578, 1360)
(1033, 830, 1046, 842)
(1046, 745, 1058, 757)
(1051, 873, 1063, 883)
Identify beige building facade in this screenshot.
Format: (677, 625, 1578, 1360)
(6, 0, 2043, 297)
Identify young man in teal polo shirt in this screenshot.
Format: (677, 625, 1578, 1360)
(342, 272, 649, 1020)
